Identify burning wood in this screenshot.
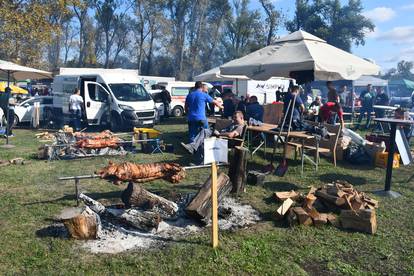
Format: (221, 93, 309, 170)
(121, 182, 179, 219)
(97, 161, 185, 184)
(275, 181, 379, 234)
(78, 193, 160, 232)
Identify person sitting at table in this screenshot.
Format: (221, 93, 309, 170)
(181, 111, 245, 156)
(319, 101, 345, 129)
(246, 96, 264, 122)
(308, 96, 322, 121)
(394, 108, 413, 142)
(283, 85, 305, 130)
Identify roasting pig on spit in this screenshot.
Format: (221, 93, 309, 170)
(97, 161, 186, 184)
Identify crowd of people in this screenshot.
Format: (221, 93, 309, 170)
(180, 79, 411, 164)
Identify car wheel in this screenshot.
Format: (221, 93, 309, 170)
(172, 106, 184, 117)
(13, 115, 19, 127)
(2, 115, 18, 127)
(110, 113, 122, 132)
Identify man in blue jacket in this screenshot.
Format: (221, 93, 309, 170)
(246, 96, 264, 122)
(185, 81, 222, 142)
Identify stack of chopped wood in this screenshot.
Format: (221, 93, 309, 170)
(274, 181, 379, 234)
(35, 132, 55, 141)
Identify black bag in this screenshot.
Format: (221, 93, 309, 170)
(344, 144, 371, 165)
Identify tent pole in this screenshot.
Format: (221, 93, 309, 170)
(6, 71, 10, 145)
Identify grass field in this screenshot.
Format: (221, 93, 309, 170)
(0, 118, 413, 275)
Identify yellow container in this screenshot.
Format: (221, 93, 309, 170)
(375, 152, 400, 169)
(133, 127, 161, 138)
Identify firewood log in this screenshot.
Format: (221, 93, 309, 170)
(121, 182, 178, 219)
(106, 208, 160, 232)
(79, 193, 160, 232)
(59, 206, 101, 240)
(185, 173, 231, 222)
(228, 146, 249, 194)
(339, 209, 377, 234)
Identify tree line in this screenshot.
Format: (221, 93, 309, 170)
(0, 0, 381, 80)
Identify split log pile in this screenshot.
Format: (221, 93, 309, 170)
(274, 181, 379, 234)
(97, 161, 186, 184)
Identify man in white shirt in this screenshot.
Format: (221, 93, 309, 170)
(69, 89, 84, 131)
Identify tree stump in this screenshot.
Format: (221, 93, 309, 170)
(59, 206, 101, 240)
(228, 146, 249, 194)
(185, 172, 231, 222)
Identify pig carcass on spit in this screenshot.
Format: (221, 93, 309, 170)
(76, 137, 120, 149)
(75, 131, 121, 149)
(97, 161, 185, 184)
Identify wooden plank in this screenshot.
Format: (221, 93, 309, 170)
(211, 162, 219, 248)
(275, 198, 294, 220)
(274, 191, 299, 201)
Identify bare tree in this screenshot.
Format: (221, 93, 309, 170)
(259, 0, 281, 46)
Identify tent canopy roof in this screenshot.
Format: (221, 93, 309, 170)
(220, 30, 380, 82)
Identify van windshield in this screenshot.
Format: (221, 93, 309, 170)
(109, 83, 151, 102)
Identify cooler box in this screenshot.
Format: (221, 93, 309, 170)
(375, 152, 400, 169)
(134, 128, 161, 138)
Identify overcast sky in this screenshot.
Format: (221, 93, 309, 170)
(250, 0, 414, 73)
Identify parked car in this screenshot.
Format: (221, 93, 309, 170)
(1, 96, 53, 126)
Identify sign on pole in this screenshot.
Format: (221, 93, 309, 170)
(204, 137, 228, 248)
(204, 137, 228, 165)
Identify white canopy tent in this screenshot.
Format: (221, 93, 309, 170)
(220, 30, 380, 82)
(0, 60, 52, 81)
(0, 60, 52, 146)
(194, 66, 249, 82)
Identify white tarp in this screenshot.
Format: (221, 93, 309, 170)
(220, 30, 380, 81)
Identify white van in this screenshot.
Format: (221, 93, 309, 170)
(157, 81, 217, 117)
(52, 68, 156, 131)
(138, 76, 175, 91)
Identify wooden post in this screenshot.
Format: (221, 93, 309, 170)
(211, 161, 218, 248)
(75, 179, 80, 206)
